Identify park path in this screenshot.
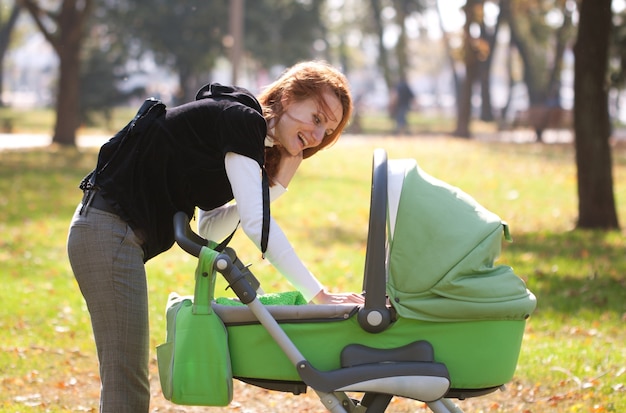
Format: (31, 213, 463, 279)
(0, 130, 573, 151)
(3, 128, 625, 151)
(0, 133, 110, 150)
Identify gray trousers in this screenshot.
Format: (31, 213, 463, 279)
(67, 204, 150, 412)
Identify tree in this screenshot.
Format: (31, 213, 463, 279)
(79, 42, 145, 129)
(105, 1, 326, 103)
(392, 0, 426, 81)
(442, 0, 575, 139)
(0, 1, 21, 107)
(609, 7, 626, 115)
(453, 0, 482, 138)
(20, 0, 93, 146)
(506, 0, 567, 105)
(105, 0, 229, 104)
(436, 0, 461, 111)
(365, 0, 427, 90)
(244, 0, 326, 69)
(477, 0, 503, 122)
(504, 0, 575, 141)
(573, 0, 619, 229)
(369, 0, 393, 89)
(435, 0, 502, 137)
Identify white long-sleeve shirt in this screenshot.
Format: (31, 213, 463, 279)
(197, 152, 323, 301)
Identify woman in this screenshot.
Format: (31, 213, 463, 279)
(67, 61, 363, 413)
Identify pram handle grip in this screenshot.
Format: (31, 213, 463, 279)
(173, 212, 208, 257)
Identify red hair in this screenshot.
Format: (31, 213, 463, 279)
(258, 61, 353, 184)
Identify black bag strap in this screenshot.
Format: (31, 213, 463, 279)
(261, 167, 270, 256)
(80, 97, 165, 192)
(214, 224, 238, 253)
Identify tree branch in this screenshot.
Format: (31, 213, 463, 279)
(17, 0, 60, 53)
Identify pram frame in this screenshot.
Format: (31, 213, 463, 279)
(171, 149, 510, 413)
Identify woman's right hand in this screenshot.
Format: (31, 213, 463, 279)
(312, 289, 365, 305)
(272, 146, 303, 188)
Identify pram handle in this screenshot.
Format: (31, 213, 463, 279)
(173, 212, 263, 293)
(173, 148, 391, 333)
(358, 148, 393, 333)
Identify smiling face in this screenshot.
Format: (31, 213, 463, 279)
(272, 90, 344, 156)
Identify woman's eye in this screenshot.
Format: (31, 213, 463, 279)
(313, 115, 322, 125)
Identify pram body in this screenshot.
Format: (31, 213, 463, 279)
(168, 149, 537, 412)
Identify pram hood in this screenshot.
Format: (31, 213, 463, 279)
(386, 159, 536, 322)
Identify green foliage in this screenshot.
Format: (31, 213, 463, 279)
(79, 44, 145, 127)
(99, 0, 327, 102)
(244, 0, 326, 68)
(101, 0, 229, 102)
(0, 138, 624, 412)
(610, 9, 626, 89)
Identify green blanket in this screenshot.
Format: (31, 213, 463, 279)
(215, 291, 307, 307)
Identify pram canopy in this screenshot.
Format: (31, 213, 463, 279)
(386, 159, 536, 322)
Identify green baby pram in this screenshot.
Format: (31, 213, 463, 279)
(160, 148, 537, 412)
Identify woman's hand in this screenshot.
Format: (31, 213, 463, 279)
(312, 289, 365, 305)
(272, 146, 303, 188)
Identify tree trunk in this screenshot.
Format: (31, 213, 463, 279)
(393, 0, 409, 80)
(507, 2, 543, 105)
(52, 0, 89, 146)
(573, 0, 619, 229)
(478, 60, 493, 122)
(53, 42, 81, 145)
(478, 3, 502, 122)
(498, 0, 513, 121)
(21, 0, 92, 147)
(500, 41, 517, 122)
(370, 0, 393, 90)
(454, 0, 481, 138)
(0, 3, 21, 107)
(507, 0, 568, 108)
(546, 2, 573, 105)
(436, 2, 460, 113)
(175, 62, 200, 104)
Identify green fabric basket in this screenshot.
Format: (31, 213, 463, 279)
(157, 247, 233, 406)
(224, 315, 527, 390)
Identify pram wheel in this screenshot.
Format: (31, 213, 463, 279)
(360, 393, 393, 412)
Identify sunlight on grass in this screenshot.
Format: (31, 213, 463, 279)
(1, 137, 624, 412)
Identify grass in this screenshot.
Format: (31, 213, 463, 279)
(0, 106, 138, 135)
(0, 134, 625, 412)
